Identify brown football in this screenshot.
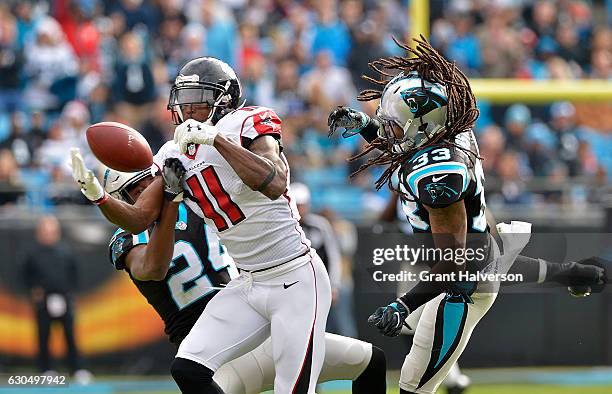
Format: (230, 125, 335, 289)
(86, 122, 153, 172)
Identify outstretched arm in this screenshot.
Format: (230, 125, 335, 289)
(123, 199, 179, 281)
(98, 177, 163, 234)
(71, 148, 162, 233)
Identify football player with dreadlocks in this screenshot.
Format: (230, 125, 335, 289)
(328, 37, 607, 394)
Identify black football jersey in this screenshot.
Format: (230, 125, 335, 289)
(397, 130, 491, 271)
(397, 130, 487, 233)
(108, 203, 237, 345)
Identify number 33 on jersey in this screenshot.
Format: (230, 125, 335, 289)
(397, 130, 487, 233)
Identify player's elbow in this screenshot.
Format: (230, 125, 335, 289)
(263, 185, 285, 200)
(130, 256, 168, 281)
(133, 265, 168, 281)
(146, 268, 168, 281)
(259, 173, 286, 200)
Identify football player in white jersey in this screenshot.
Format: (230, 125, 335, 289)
(101, 165, 386, 394)
(71, 57, 332, 394)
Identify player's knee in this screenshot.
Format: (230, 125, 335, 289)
(171, 357, 215, 386)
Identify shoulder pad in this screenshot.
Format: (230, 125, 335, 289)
(108, 229, 150, 270)
(219, 106, 282, 146)
(401, 146, 471, 207)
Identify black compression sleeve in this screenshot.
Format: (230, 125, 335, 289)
(505, 255, 546, 285)
(398, 279, 445, 312)
(359, 118, 380, 143)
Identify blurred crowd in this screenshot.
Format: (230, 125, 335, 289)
(0, 0, 611, 217)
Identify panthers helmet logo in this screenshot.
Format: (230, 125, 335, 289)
(400, 87, 448, 119)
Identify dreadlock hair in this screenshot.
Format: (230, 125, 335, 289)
(352, 35, 480, 195)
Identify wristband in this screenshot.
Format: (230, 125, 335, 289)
(93, 193, 109, 206)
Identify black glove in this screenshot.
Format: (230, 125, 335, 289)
(567, 257, 608, 297)
(162, 158, 186, 202)
(327, 106, 371, 138)
(368, 300, 409, 337)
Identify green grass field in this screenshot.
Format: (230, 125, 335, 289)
(128, 385, 612, 394)
(2, 368, 611, 394)
(314, 386, 612, 394)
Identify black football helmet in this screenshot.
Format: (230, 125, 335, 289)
(168, 57, 242, 125)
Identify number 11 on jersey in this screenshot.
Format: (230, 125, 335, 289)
(186, 166, 246, 231)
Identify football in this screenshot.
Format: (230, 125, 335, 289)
(86, 121, 153, 172)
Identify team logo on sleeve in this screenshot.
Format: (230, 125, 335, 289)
(425, 182, 458, 201)
(400, 87, 448, 118)
(111, 237, 125, 263)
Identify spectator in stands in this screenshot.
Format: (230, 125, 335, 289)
(446, 12, 481, 76)
(346, 10, 391, 92)
(0, 5, 25, 113)
(494, 151, 533, 205)
(14, 1, 37, 50)
(299, 49, 356, 110)
(200, 0, 237, 67)
(475, 2, 525, 78)
(311, 0, 352, 66)
(550, 102, 581, 176)
(274, 3, 313, 69)
(590, 48, 612, 79)
(177, 23, 206, 71)
(140, 96, 174, 154)
(556, 22, 588, 66)
(0, 149, 24, 206)
(478, 124, 506, 177)
(112, 31, 156, 128)
(1, 112, 33, 168)
(530, 0, 558, 39)
(60, 101, 96, 171)
(23, 16, 79, 111)
(35, 121, 73, 179)
(108, 0, 159, 33)
(53, 0, 100, 65)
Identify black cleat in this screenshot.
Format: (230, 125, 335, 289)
(566, 257, 608, 297)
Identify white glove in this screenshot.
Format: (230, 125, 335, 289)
(70, 148, 105, 202)
(173, 119, 219, 154)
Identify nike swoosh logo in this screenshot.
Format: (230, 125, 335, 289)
(283, 281, 299, 289)
(431, 174, 448, 182)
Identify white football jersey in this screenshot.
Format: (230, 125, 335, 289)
(154, 106, 310, 270)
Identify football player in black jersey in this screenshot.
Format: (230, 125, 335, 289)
(328, 37, 607, 394)
(103, 161, 386, 393)
(106, 159, 235, 345)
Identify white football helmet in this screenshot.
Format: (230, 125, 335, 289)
(102, 167, 152, 204)
(377, 72, 448, 152)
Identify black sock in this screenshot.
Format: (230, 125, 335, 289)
(508, 255, 603, 287)
(352, 345, 386, 394)
(170, 357, 225, 394)
(506, 255, 551, 285)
